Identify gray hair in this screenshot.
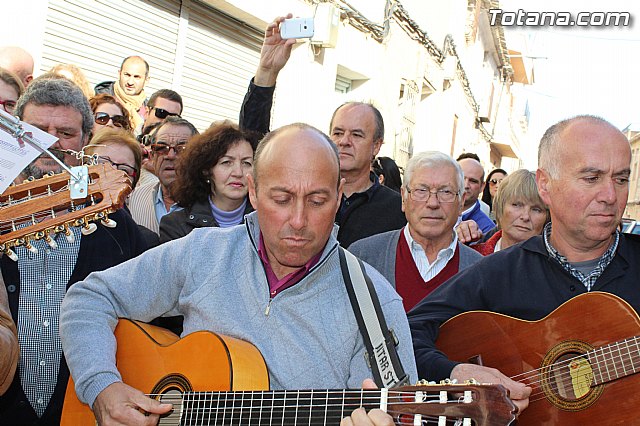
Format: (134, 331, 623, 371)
(404, 151, 465, 195)
(149, 115, 199, 141)
(538, 115, 617, 179)
(15, 76, 93, 139)
(253, 123, 340, 188)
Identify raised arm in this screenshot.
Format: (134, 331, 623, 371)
(239, 14, 296, 136)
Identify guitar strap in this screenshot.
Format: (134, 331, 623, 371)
(339, 247, 409, 388)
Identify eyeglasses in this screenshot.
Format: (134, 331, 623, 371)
(94, 112, 130, 129)
(406, 187, 459, 203)
(489, 178, 504, 185)
(0, 99, 17, 114)
(96, 156, 137, 178)
(149, 143, 187, 156)
(152, 107, 181, 119)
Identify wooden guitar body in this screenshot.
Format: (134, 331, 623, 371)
(62, 320, 517, 425)
(61, 319, 269, 425)
(436, 291, 640, 425)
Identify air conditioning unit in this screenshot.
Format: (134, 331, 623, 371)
(311, 3, 340, 48)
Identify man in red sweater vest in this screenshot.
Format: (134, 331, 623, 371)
(349, 151, 482, 311)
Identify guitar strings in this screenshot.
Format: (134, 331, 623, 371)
(0, 182, 99, 234)
(512, 340, 639, 388)
(486, 338, 640, 403)
(152, 415, 463, 426)
(146, 391, 495, 425)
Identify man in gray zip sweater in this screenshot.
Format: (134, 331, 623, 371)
(60, 123, 416, 425)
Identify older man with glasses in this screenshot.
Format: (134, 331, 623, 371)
(349, 151, 482, 312)
(127, 116, 198, 235)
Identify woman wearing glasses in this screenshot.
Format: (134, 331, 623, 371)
(85, 128, 141, 188)
(0, 67, 24, 116)
(472, 169, 549, 256)
(481, 168, 507, 220)
(89, 94, 133, 137)
(159, 122, 259, 243)
(85, 128, 161, 249)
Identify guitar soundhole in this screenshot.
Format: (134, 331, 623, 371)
(151, 374, 192, 425)
(540, 340, 604, 411)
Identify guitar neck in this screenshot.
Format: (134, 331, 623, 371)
(166, 389, 382, 425)
(588, 336, 640, 385)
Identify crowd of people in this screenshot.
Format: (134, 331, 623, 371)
(0, 13, 638, 426)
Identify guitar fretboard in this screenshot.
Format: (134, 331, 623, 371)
(588, 336, 640, 385)
(173, 389, 381, 425)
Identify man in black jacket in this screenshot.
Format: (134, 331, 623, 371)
(408, 115, 638, 416)
(239, 15, 405, 248)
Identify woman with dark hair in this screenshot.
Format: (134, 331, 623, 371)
(159, 122, 260, 243)
(481, 168, 507, 217)
(372, 156, 402, 193)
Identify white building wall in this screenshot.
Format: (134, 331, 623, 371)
(6, 0, 532, 173)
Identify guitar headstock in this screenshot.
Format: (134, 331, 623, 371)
(388, 381, 517, 425)
(0, 164, 131, 258)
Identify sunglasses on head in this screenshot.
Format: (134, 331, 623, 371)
(94, 112, 129, 129)
(152, 107, 181, 119)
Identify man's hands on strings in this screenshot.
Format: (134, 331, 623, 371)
(94, 379, 395, 426)
(451, 364, 531, 414)
(92, 381, 172, 426)
(255, 14, 297, 87)
(340, 379, 395, 426)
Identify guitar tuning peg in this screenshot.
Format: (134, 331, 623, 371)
(24, 242, 38, 255)
(101, 218, 117, 228)
(64, 226, 75, 243)
(81, 222, 97, 235)
(3, 248, 18, 262)
(1, 244, 17, 261)
(44, 234, 58, 250)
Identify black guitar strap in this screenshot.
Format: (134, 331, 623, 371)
(339, 247, 409, 388)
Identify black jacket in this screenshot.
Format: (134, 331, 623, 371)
(408, 233, 640, 381)
(336, 176, 406, 248)
(159, 198, 254, 244)
(0, 209, 147, 425)
(238, 80, 406, 248)
(93, 81, 115, 96)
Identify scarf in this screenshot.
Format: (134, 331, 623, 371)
(113, 80, 147, 131)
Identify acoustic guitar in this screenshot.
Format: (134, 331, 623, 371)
(61, 319, 517, 425)
(436, 291, 640, 425)
(0, 164, 132, 259)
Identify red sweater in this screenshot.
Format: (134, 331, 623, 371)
(395, 233, 460, 312)
(471, 230, 502, 256)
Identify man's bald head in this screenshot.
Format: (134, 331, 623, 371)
(0, 46, 34, 87)
(252, 123, 341, 189)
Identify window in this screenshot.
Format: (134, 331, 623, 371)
(335, 75, 352, 94)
